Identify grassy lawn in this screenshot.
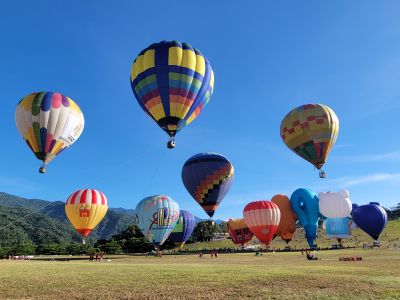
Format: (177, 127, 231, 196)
(1, 249, 399, 299)
(182, 220, 400, 251)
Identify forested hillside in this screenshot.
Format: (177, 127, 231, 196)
(0, 192, 135, 246)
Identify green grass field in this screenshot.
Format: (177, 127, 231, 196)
(1, 249, 399, 299)
(182, 220, 400, 251)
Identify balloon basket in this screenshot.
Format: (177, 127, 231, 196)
(82, 238, 86, 245)
(167, 138, 176, 149)
(39, 165, 46, 174)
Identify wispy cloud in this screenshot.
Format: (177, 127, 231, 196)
(324, 173, 400, 188)
(335, 151, 400, 163)
(0, 177, 37, 193)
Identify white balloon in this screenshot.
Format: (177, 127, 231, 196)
(318, 189, 352, 218)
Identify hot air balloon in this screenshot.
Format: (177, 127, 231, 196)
(135, 195, 180, 248)
(290, 188, 319, 248)
(350, 203, 359, 229)
(15, 92, 85, 173)
(319, 190, 353, 243)
(168, 210, 196, 249)
(243, 201, 281, 247)
(130, 41, 214, 149)
(227, 218, 254, 246)
(352, 202, 388, 240)
(280, 104, 339, 178)
(271, 194, 298, 244)
(318, 190, 352, 219)
(65, 189, 108, 244)
(132, 209, 139, 226)
(182, 153, 234, 218)
(323, 217, 352, 243)
(351, 203, 359, 214)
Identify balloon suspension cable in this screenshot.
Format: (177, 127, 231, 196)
(0, 201, 57, 232)
(167, 137, 176, 149)
(82, 238, 86, 245)
(39, 164, 46, 174)
(142, 151, 167, 197)
(84, 143, 161, 188)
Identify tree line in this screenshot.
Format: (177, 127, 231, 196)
(0, 221, 227, 257)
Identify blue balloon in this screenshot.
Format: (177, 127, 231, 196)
(351, 203, 359, 215)
(324, 217, 352, 240)
(290, 188, 319, 247)
(168, 210, 196, 248)
(352, 202, 388, 240)
(182, 153, 234, 218)
(135, 195, 180, 247)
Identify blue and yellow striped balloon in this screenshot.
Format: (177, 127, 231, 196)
(130, 41, 214, 144)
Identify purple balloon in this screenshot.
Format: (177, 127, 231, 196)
(352, 202, 387, 240)
(168, 210, 196, 247)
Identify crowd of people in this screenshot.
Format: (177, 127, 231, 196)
(198, 250, 218, 258)
(89, 252, 106, 262)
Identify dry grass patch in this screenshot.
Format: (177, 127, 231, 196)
(0, 249, 399, 299)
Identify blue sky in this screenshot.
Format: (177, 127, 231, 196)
(1, 1, 400, 219)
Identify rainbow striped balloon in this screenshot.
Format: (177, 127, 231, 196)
(130, 41, 214, 141)
(15, 92, 84, 172)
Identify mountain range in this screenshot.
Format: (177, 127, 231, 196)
(0, 192, 135, 246)
(0, 192, 224, 247)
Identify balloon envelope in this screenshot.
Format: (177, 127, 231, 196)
(324, 217, 352, 240)
(227, 218, 254, 246)
(271, 194, 298, 243)
(280, 104, 339, 169)
(168, 210, 196, 248)
(135, 195, 180, 246)
(352, 202, 388, 240)
(318, 190, 352, 218)
(182, 153, 234, 218)
(65, 189, 108, 238)
(16, 92, 84, 171)
(130, 41, 214, 139)
(290, 188, 319, 247)
(243, 201, 280, 246)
